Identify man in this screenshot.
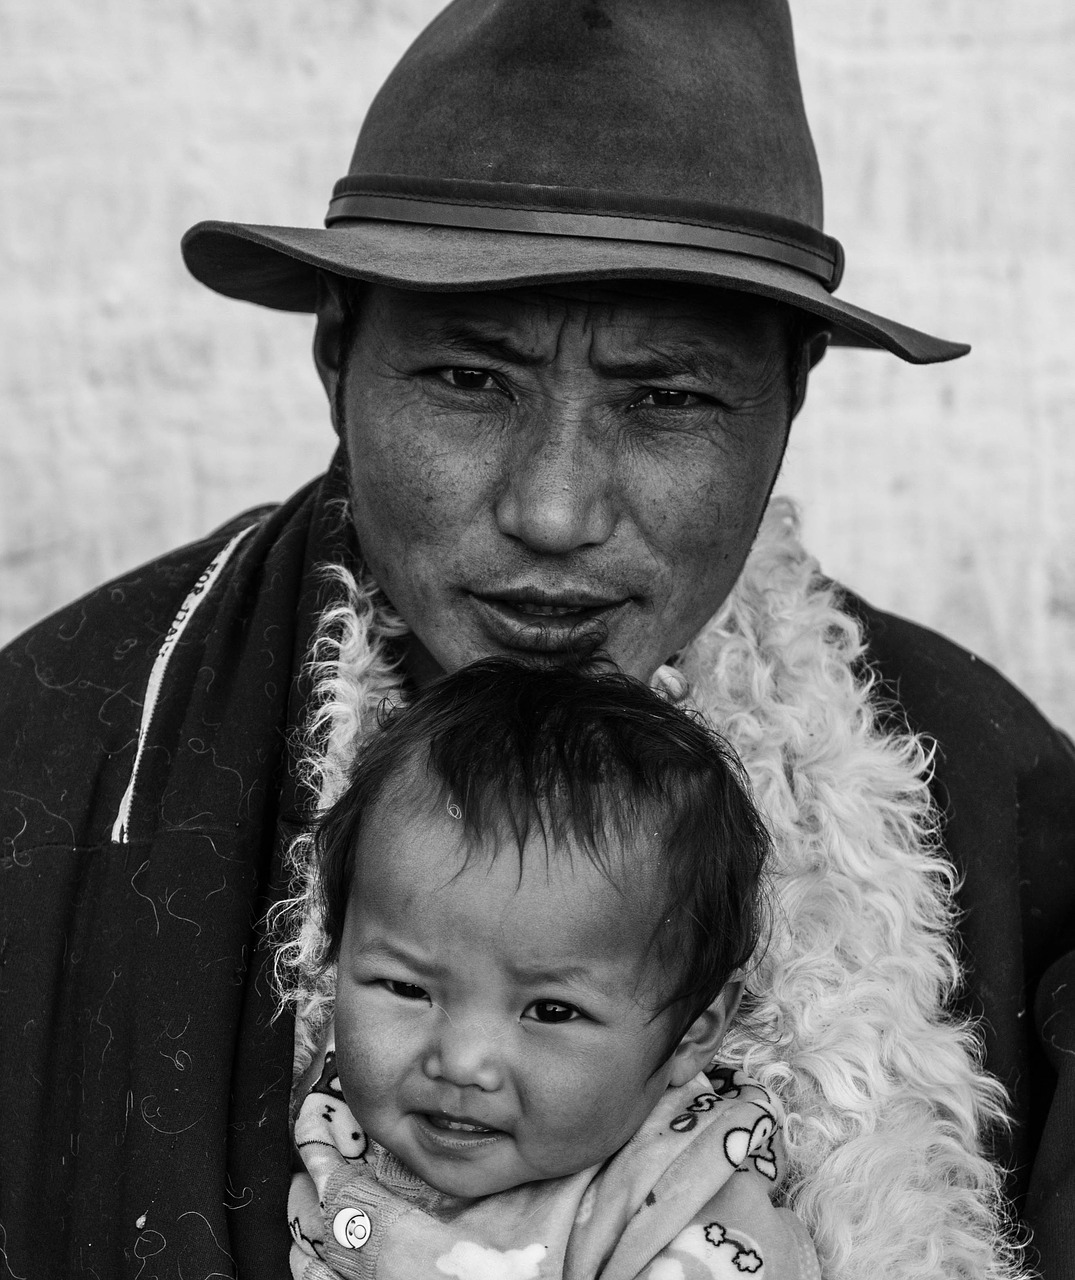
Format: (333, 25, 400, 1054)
(1, 2, 1072, 1278)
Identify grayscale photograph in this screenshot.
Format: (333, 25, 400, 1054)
(1, 4, 1072, 1278)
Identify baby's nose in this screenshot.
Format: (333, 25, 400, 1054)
(422, 1011, 504, 1092)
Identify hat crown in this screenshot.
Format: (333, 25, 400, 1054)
(349, 0, 824, 230)
(179, 0, 969, 361)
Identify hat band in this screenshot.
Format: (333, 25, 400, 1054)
(325, 176, 844, 291)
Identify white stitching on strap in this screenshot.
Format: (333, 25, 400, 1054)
(110, 524, 258, 845)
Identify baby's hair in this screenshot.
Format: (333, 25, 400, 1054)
(314, 658, 771, 1025)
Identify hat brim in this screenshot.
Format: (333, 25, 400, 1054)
(181, 219, 969, 365)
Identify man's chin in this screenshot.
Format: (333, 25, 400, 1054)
(407, 625, 625, 686)
(489, 648, 616, 675)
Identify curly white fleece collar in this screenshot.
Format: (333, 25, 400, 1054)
(274, 496, 1024, 1280)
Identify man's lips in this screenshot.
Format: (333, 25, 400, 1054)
(484, 586, 626, 611)
(470, 588, 628, 652)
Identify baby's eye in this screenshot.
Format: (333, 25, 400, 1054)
(383, 979, 431, 1002)
(524, 1000, 581, 1024)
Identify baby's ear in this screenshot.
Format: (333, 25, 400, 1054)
(666, 980, 744, 1088)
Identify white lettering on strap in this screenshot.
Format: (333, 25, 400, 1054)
(109, 524, 258, 844)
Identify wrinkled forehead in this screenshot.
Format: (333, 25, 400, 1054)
(359, 279, 792, 371)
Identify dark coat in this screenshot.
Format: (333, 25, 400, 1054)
(2, 464, 1073, 1279)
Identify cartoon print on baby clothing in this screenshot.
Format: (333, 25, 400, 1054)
(672, 1067, 776, 1131)
(435, 1240, 548, 1280)
(300, 1050, 369, 1162)
(704, 1067, 774, 1111)
(289, 1209, 327, 1264)
(289, 1049, 371, 1265)
(669, 1090, 722, 1133)
(702, 1223, 763, 1275)
(723, 1112, 778, 1183)
(642, 1220, 766, 1279)
(287, 1063, 817, 1280)
(705, 1066, 744, 1100)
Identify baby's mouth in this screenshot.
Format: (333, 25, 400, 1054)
(423, 1113, 498, 1135)
(414, 1110, 507, 1149)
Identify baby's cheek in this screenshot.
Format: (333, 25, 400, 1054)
(525, 1052, 628, 1152)
(332, 1003, 394, 1112)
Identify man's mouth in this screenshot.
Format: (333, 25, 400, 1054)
(471, 588, 627, 655)
(499, 601, 593, 618)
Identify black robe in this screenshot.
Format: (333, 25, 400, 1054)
(3, 460, 1073, 1278)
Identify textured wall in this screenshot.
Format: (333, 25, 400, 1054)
(2, 2, 1073, 729)
(784, 1, 1075, 734)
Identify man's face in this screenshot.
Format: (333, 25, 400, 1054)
(338, 281, 793, 682)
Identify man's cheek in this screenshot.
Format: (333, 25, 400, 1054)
(373, 435, 477, 546)
(666, 470, 768, 576)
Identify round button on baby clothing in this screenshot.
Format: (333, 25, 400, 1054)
(332, 1207, 372, 1250)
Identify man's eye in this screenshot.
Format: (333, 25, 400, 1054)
(524, 1000, 581, 1024)
(639, 388, 700, 408)
(383, 980, 430, 1002)
(442, 368, 495, 390)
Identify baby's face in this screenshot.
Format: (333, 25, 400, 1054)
(333, 794, 688, 1198)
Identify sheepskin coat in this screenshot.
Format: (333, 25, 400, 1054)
(2, 454, 1074, 1280)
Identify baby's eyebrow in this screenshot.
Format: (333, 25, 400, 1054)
(352, 937, 436, 970)
(507, 959, 595, 987)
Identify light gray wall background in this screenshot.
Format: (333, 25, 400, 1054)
(3, 2, 1073, 729)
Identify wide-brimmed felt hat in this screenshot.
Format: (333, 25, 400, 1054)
(181, 0, 968, 365)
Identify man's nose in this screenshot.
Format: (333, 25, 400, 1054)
(422, 1012, 504, 1092)
(494, 403, 616, 555)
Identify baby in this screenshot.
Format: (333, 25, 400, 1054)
(287, 659, 820, 1280)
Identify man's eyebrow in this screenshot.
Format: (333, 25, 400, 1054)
(409, 317, 546, 367)
(409, 317, 752, 381)
(591, 341, 741, 383)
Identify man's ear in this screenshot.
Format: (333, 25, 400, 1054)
(313, 271, 349, 435)
(666, 980, 744, 1088)
(790, 327, 830, 421)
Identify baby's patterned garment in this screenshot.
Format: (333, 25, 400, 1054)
(288, 1056, 820, 1280)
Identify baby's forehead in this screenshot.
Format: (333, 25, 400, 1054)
(353, 787, 669, 941)
(341, 777, 683, 1010)
(378, 753, 666, 858)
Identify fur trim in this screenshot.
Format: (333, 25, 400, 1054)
(269, 563, 408, 1075)
(271, 497, 1026, 1280)
(680, 499, 1023, 1280)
